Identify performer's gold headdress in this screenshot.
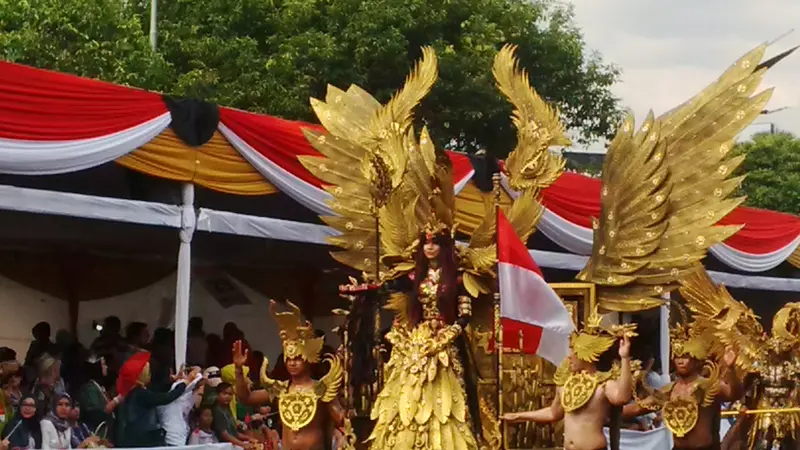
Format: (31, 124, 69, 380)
(570, 307, 636, 362)
(669, 320, 710, 361)
(269, 300, 324, 363)
(768, 302, 800, 353)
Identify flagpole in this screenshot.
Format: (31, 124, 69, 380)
(492, 173, 505, 450)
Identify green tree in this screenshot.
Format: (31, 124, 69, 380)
(734, 131, 800, 214)
(0, 0, 172, 90)
(0, 0, 623, 156)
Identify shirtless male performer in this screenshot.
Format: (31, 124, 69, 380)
(233, 300, 346, 450)
(502, 310, 635, 450)
(624, 320, 741, 450)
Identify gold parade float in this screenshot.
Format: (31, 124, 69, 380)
(294, 41, 791, 450)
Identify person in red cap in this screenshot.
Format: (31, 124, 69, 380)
(115, 352, 200, 447)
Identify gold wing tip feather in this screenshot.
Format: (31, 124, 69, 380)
(318, 354, 344, 402)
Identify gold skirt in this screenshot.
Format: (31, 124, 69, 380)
(368, 323, 478, 450)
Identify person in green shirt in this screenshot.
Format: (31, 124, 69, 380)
(77, 357, 120, 439)
(212, 383, 257, 449)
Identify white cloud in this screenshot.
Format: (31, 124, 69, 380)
(565, 0, 800, 149)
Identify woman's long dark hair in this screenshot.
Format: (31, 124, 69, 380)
(409, 231, 482, 435)
(408, 232, 459, 326)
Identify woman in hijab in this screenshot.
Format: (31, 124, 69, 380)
(1, 395, 42, 449)
(40, 394, 98, 449)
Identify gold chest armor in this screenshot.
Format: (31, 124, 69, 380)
(561, 371, 612, 412)
(662, 397, 699, 438)
(279, 389, 320, 431)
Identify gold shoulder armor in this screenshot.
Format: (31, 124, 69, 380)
(314, 354, 344, 403)
(260, 357, 289, 398)
(699, 362, 721, 407)
(553, 359, 570, 386)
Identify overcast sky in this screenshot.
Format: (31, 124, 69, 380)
(567, 0, 800, 151)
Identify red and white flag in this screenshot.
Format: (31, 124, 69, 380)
(497, 209, 575, 365)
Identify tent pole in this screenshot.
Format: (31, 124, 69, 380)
(660, 299, 670, 379)
(149, 0, 157, 51)
(174, 183, 195, 371)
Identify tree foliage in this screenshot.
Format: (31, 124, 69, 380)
(734, 132, 800, 215)
(0, 0, 623, 156)
(0, 0, 172, 89)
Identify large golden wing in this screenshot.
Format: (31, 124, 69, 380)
(679, 268, 765, 371)
(299, 48, 439, 276)
(493, 44, 569, 193)
(459, 45, 571, 293)
(577, 45, 780, 312)
(469, 45, 568, 249)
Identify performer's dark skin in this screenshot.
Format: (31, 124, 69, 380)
(232, 341, 346, 450)
(502, 335, 632, 450)
(624, 347, 741, 450)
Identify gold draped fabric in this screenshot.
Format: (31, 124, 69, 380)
(116, 128, 277, 195)
(454, 182, 512, 236)
(790, 246, 800, 269)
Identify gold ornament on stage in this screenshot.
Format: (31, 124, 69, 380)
(633, 358, 720, 438)
(300, 44, 565, 292)
(679, 268, 800, 448)
(554, 354, 643, 413)
(669, 308, 712, 361)
(269, 300, 324, 363)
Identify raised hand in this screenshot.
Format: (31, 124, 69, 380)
(186, 367, 201, 382)
(723, 345, 738, 367)
(233, 340, 249, 368)
(619, 334, 631, 359)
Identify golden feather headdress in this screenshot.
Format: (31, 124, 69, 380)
(570, 307, 637, 362)
(669, 322, 710, 361)
(768, 302, 800, 353)
(269, 300, 324, 363)
(300, 45, 567, 300)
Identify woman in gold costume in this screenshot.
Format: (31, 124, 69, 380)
(298, 43, 572, 448)
(368, 225, 480, 450)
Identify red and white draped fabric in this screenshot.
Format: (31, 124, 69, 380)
(497, 209, 575, 365)
(0, 61, 795, 273)
(0, 61, 170, 174)
(218, 107, 475, 215)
